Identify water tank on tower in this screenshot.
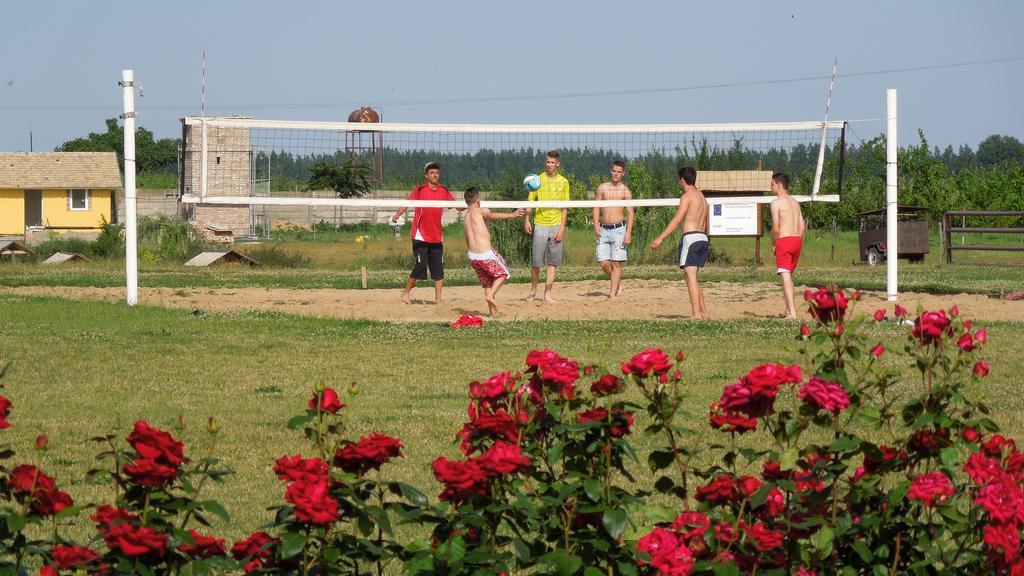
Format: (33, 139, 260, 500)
(345, 107, 384, 187)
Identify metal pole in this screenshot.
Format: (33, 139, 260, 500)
(885, 89, 898, 301)
(121, 70, 138, 306)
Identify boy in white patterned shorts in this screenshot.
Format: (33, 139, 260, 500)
(463, 187, 525, 316)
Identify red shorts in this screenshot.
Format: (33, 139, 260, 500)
(775, 236, 803, 273)
(469, 250, 510, 288)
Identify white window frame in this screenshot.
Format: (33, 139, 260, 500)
(68, 189, 90, 211)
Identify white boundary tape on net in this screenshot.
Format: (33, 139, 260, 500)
(180, 195, 839, 207)
(183, 116, 847, 134)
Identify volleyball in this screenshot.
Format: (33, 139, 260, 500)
(523, 173, 541, 192)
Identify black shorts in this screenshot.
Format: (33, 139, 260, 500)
(411, 240, 444, 280)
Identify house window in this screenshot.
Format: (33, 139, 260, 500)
(68, 189, 90, 211)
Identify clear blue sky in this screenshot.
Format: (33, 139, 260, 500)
(2, 0, 1022, 153)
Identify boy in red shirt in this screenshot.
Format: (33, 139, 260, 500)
(391, 162, 458, 304)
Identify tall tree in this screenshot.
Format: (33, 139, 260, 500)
(58, 118, 180, 174)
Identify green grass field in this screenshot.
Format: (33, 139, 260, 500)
(1, 223, 1022, 542)
(1, 294, 1022, 541)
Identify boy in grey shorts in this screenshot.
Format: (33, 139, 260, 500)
(524, 150, 570, 304)
(593, 160, 634, 299)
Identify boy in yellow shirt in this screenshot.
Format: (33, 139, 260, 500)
(524, 150, 570, 303)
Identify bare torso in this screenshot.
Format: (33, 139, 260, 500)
(596, 182, 631, 224)
(772, 195, 805, 238)
(463, 207, 492, 254)
(681, 189, 708, 234)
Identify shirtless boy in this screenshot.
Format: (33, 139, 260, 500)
(650, 167, 709, 320)
(593, 160, 634, 299)
(463, 187, 525, 316)
(769, 172, 806, 319)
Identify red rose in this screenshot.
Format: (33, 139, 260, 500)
(984, 522, 1021, 567)
(912, 310, 953, 345)
(797, 376, 851, 415)
(765, 487, 785, 517)
(590, 374, 624, 397)
(123, 457, 180, 487)
(672, 512, 710, 543)
(621, 348, 673, 378)
(178, 529, 226, 558)
(710, 404, 758, 434)
(231, 531, 277, 561)
(476, 441, 531, 476)
(975, 475, 1024, 524)
(799, 323, 811, 337)
(91, 505, 139, 531)
(8, 465, 72, 516)
(127, 421, 185, 466)
(964, 453, 1003, 487)
(695, 475, 740, 504)
(29, 487, 74, 516)
(974, 361, 990, 377)
(975, 329, 988, 345)
(578, 407, 634, 438)
(309, 388, 344, 414)
(469, 371, 515, 401)
(636, 527, 694, 575)
(9, 464, 56, 495)
(870, 342, 885, 358)
(962, 426, 982, 443)
(909, 427, 951, 455)
(894, 304, 908, 318)
(762, 461, 786, 480)
(333, 434, 403, 476)
(103, 522, 169, 557)
(457, 409, 518, 455)
(907, 472, 955, 507)
(742, 521, 784, 552)
(804, 286, 849, 324)
(982, 435, 1017, 458)
(0, 395, 11, 429)
(49, 545, 99, 570)
(525, 350, 579, 398)
(286, 478, 339, 525)
(274, 455, 329, 484)
(873, 309, 886, 321)
(432, 457, 489, 502)
(957, 332, 975, 352)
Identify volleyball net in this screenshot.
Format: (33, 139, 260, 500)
(178, 117, 847, 211)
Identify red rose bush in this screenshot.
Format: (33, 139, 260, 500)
(0, 286, 1016, 574)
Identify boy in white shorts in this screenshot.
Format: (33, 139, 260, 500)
(593, 160, 634, 299)
(462, 187, 525, 316)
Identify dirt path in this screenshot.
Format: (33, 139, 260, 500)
(5, 280, 1024, 323)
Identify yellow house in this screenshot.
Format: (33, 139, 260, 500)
(0, 152, 122, 237)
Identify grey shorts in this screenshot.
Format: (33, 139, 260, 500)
(531, 224, 564, 268)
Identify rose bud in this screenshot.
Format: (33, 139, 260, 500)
(36, 435, 48, 452)
(208, 417, 220, 436)
(894, 304, 908, 318)
(874, 309, 886, 322)
(870, 343, 885, 358)
(973, 361, 989, 378)
(676, 351, 686, 363)
(853, 290, 862, 300)
(974, 329, 987, 345)
(176, 414, 185, 432)
(800, 324, 811, 337)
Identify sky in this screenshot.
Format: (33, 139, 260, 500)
(1, 0, 1022, 153)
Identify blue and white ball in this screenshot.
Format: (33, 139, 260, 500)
(523, 173, 541, 192)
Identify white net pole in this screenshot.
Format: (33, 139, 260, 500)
(120, 69, 138, 306)
(886, 89, 899, 301)
(811, 59, 838, 198)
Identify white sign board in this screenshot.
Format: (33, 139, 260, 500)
(708, 202, 759, 236)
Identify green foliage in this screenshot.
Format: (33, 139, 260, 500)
(240, 244, 312, 268)
(305, 157, 374, 198)
(92, 216, 125, 257)
(137, 215, 204, 262)
(58, 117, 179, 175)
(486, 168, 533, 265)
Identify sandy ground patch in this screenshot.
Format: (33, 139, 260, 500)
(5, 280, 1024, 323)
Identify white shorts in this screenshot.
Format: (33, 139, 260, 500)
(596, 223, 628, 262)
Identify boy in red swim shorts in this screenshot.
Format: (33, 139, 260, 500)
(462, 187, 525, 316)
(770, 172, 806, 319)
